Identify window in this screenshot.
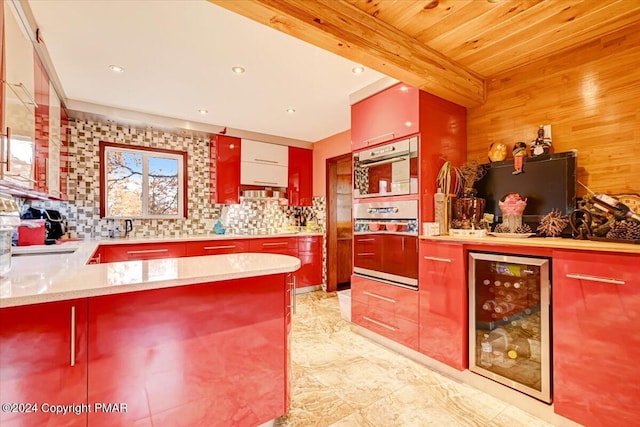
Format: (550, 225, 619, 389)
(100, 142, 187, 218)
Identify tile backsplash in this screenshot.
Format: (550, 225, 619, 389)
(25, 119, 326, 239)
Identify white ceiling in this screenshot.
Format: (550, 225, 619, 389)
(27, 0, 388, 143)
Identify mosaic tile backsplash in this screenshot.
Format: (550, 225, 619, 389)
(24, 118, 327, 241)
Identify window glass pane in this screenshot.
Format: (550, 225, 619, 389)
(148, 156, 179, 215)
(106, 150, 143, 217)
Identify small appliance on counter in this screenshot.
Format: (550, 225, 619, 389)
(0, 193, 22, 276)
(22, 207, 67, 244)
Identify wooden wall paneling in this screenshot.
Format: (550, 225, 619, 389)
(467, 22, 640, 196)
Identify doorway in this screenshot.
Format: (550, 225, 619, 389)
(326, 153, 352, 292)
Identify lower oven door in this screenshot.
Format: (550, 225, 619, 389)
(353, 233, 418, 289)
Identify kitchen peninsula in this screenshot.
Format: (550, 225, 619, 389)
(0, 243, 300, 427)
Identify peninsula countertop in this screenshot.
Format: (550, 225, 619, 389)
(1, 238, 301, 308)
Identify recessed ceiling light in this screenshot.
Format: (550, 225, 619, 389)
(400, 85, 409, 92)
(198, 109, 208, 115)
(108, 64, 125, 73)
(285, 108, 296, 114)
(352, 66, 365, 75)
(231, 66, 246, 74)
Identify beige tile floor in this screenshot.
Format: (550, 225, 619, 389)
(276, 290, 556, 427)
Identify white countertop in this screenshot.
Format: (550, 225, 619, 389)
(419, 234, 640, 254)
(2, 237, 302, 308)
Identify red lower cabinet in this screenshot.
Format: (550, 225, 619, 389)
(418, 241, 467, 370)
(185, 239, 250, 256)
(552, 250, 640, 426)
(351, 275, 419, 349)
(0, 299, 88, 427)
(297, 236, 322, 288)
(88, 276, 288, 427)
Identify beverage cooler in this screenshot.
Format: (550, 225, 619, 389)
(469, 252, 551, 403)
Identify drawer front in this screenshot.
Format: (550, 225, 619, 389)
(249, 238, 298, 255)
(351, 275, 418, 323)
(102, 242, 186, 262)
(298, 236, 321, 252)
(185, 239, 250, 257)
(352, 300, 418, 350)
(240, 161, 288, 187)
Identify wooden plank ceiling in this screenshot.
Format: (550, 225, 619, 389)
(210, 0, 640, 108)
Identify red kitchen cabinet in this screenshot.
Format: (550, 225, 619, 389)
(552, 249, 640, 426)
(287, 146, 313, 206)
(418, 241, 467, 370)
(87, 276, 288, 427)
(351, 275, 419, 349)
(212, 134, 241, 204)
(351, 83, 419, 150)
(0, 299, 88, 427)
(353, 234, 382, 272)
(185, 239, 250, 256)
(100, 242, 186, 263)
(297, 236, 322, 288)
(382, 235, 418, 281)
(249, 237, 298, 256)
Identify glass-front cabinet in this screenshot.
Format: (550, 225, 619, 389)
(468, 252, 551, 403)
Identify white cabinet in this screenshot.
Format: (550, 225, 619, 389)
(240, 139, 288, 187)
(1, 2, 36, 188)
(47, 82, 61, 197)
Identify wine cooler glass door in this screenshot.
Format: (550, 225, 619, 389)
(469, 252, 551, 403)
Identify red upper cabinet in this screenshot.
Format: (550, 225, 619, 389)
(552, 249, 640, 426)
(212, 134, 241, 204)
(351, 83, 419, 150)
(418, 92, 467, 223)
(0, 299, 88, 427)
(288, 146, 313, 206)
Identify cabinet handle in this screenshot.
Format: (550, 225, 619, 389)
(292, 275, 297, 314)
(254, 158, 278, 164)
(45, 157, 49, 189)
(5, 127, 10, 172)
(203, 245, 236, 250)
(70, 305, 76, 367)
(423, 256, 452, 263)
(363, 291, 396, 303)
(356, 238, 375, 242)
(363, 131, 395, 146)
(126, 248, 169, 255)
(402, 238, 405, 251)
(263, 242, 288, 247)
(565, 273, 625, 285)
(363, 316, 396, 331)
(356, 252, 375, 256)
(253, 180, 279, 185)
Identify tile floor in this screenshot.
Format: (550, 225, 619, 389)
(276, 290, 556, 427)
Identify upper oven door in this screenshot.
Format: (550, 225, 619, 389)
(353, 137, 418, 199)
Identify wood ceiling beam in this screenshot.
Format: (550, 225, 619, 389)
(209, 0, 485, 107)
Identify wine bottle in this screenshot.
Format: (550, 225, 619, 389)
(592, 193, 640, 222)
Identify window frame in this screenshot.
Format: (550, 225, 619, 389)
(99, 141, 188, 219)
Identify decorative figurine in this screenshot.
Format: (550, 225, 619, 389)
(488, 142, 508, 162)
(512, 142, 527, 175)
(530, 125, 552, 157)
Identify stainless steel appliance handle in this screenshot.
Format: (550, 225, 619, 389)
(359, 157, 406, 168)
(203, 245, 236, 250)
(565, 273, 625, 285)
(126, 248, 169, 255)
(423, 255, 452, 263)
(363, 291, 396, 303)
(363, 131, 395, 146)
(70, 305, 76, 367)
(363, 316, 396, 331)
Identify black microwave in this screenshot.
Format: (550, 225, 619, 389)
(353, 136, 418, 199)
